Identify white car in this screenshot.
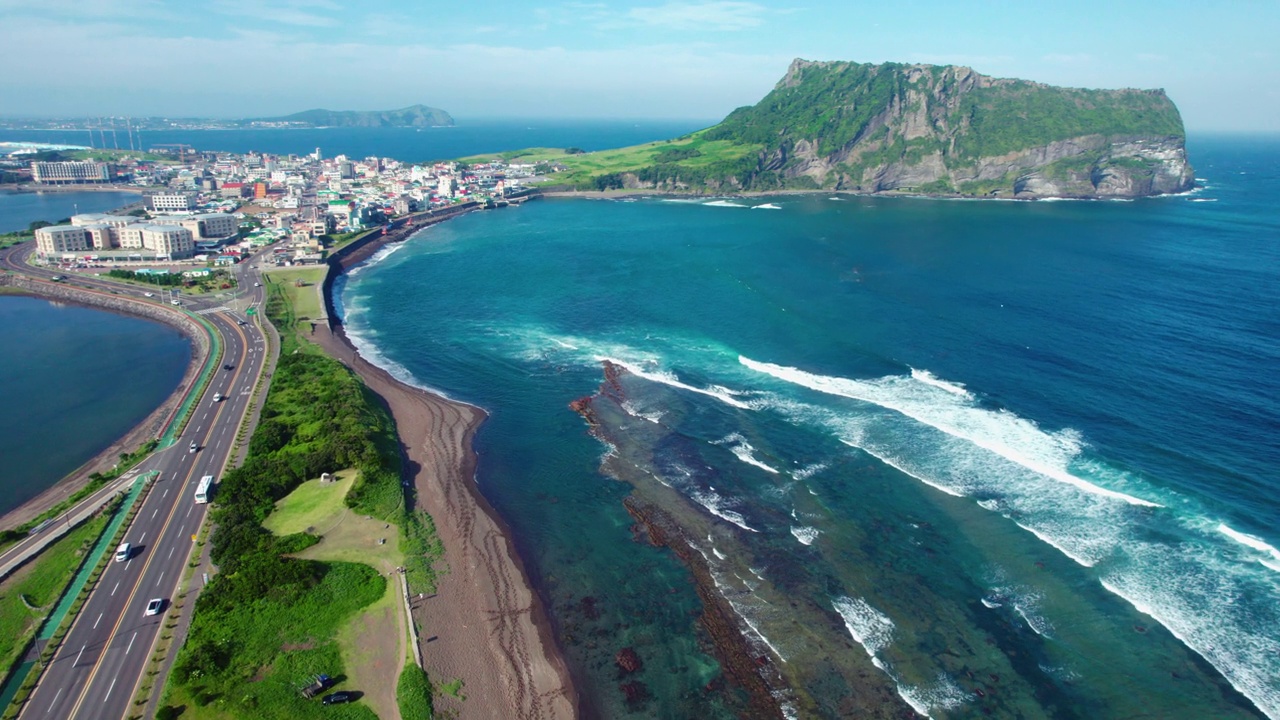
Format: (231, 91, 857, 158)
(114, 542, 131, 562)
(144, 292, 155, 298)
(145, 598, 164, 616)
(213, 393, 224, 402)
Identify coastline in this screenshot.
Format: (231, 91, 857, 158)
(315, 218, 579, 719)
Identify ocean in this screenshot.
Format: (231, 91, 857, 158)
(0, 296, 191, 517)
(0, 118, 716, 164)
(337, 134, 1280, 718)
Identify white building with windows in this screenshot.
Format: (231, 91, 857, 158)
(179, 213, 237, 240)
(34, 225, 89, 255)
(146, 192, 198, 213)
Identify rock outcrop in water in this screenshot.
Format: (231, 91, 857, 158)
(582, 59, 1194, 199)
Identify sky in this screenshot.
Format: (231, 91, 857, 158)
(0, 0, 1277, 131)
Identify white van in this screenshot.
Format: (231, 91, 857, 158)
(115, 542, 131, 562)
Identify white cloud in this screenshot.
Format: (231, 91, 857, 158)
(624, 1, 768, 31)
(210, 0, 340, 27)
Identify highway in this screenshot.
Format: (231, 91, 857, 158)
(3, 242, 272, 719)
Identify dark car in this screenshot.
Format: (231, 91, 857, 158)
(321, 691, 354, 705)
(223, 364, 234, 371)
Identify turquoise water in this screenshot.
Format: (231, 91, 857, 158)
(0, 297, 190, 516)
(339, 136, 1279, 718)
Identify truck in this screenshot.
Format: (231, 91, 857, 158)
(301, 674, 332, 699)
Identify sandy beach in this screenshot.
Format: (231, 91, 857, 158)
(312, 320, 577, 719)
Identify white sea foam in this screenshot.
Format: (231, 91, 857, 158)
(910, 367, 973, 399)
(741, 356, 1158, 507)
(790, 526, 820, 545)
(713, 433, 781, 473)
(551, 337, 579, 350)
(712, 546, 726, 560)
(690, 490, 758, 532)
(1015, 522, 1098, 568)
(792, 462, 827, 481)
(832, 596, 894, 657)
(620, 400, 664, 424)
(603, 356, 754, 409)
(703, 199, 749, 208)
(1191, 198, 1218, 202)
(346, 242, 407, 277)
(1218, 524, 1280, 571)
(1101, 554, 1280, 720)
(898, 674, 969, 717)
(981, 597, 1002, 609)
(752, 203, 782, 210)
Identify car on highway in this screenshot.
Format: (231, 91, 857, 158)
(144, 292, 155, 297)
(171, 299, 181, 306)
(321, 691, 354, 705)
(223, 363, 234, 370)
(145, 598, 164, 616)
(213, 393, 224, 402)
(189, 441, 198, 453)
(114, 542, 131, 562)
(253, 282, 261, 287)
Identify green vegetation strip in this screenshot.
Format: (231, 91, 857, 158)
(397, 665, 434, 718)
(38, 472, 154, 641)
(0, 512, 111, 696)
(2, 473, 153, 718)
(159, 311, 222, 449)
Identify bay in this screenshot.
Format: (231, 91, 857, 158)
(0, 296, 191, 517)
(339, 134, 1280, 718)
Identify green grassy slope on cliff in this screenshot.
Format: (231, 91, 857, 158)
(512, 59, 1188, 194)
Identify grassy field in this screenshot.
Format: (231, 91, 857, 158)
(0, 511, 110, 677)
(267, 470, 408, 720)
(261, 470, 356, 536)
(464, 130, 761, 188)
(263, 267, 326, 323)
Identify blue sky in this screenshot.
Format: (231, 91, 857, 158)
(1, 0, 1276, 130)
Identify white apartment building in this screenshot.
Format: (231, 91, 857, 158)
(179, 213, 237, 240)
(140, 225, 194, 257)
(34, 225, 89, 255)
(31, 161, 114, 184)
(147, 192, 198, 213)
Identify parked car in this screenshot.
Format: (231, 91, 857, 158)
(145, 598, 164, 616)
(321, 691, 354, 705)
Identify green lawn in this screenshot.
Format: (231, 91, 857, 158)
(0, 512, 110, 676)
(464, 130, 761, 188)
(261, 470, 356, 537)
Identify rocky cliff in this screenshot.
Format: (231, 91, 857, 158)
(615, 60, 1194, 198)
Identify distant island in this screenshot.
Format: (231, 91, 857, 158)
(480, 59, 1194, 199)
(0, 104, 455, 132)
(248, 104, 455, 128)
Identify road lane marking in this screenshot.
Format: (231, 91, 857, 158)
(156, 571, 164, 587)
(125, 632, 136, 655)
(162, 487, 168, 498)
(47, 687, 62, 714)
(151, 508, 158, 519)
(168, 546, 175, 559)
(93, 613, 102, 629)
(74, 643, 86, 666)
(111, 582, 119, 596)
(138, 533, 146, 544)
(103, 677, 117, 703)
